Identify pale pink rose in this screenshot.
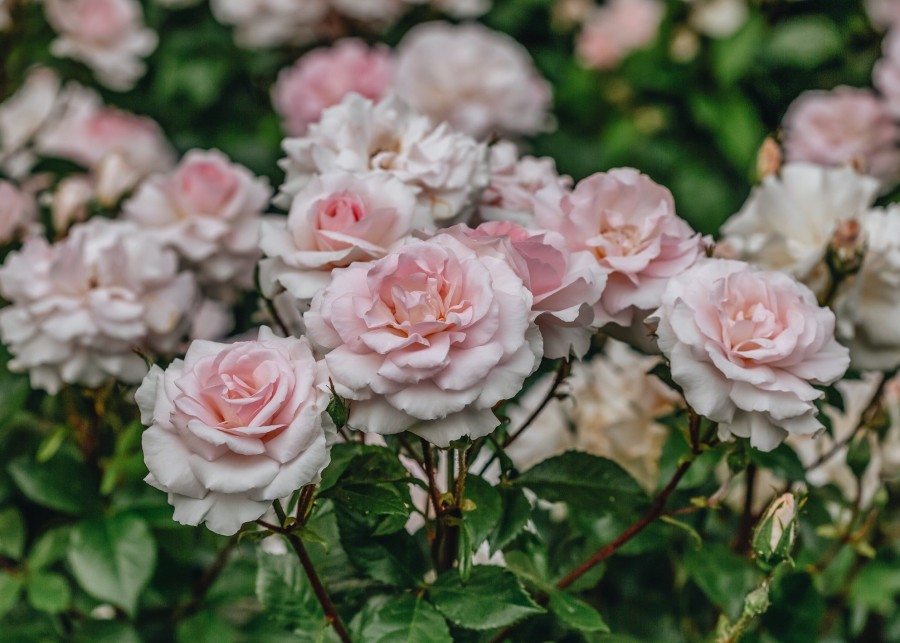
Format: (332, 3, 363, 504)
(0, 219, 196, 394)
(395, 22, 551, 139)
(210, 0, 328, 49)
(279, 93, 489, 226)
(189, 298, 235, 342)
(304, 236, 542, 446)
(0, 68, 61, 177)
(331, 0, 407, 21)
(688, 0, 748, 39)
(272, 40, 395, 136)
(36, 84, 174, 180)
(782, 87, 900, 189)
(576, 0, 664, 70)
(866, 0, 900, 30)
(478, 141, 572, 225)
(260, 171, 417, 301)
(44, 0, 157, 91)
(649, 259, 850, 451)
(536, 168, 707, 326)
(52, 175, 95, 233)
(0, 181, 37, 244)
(437, 222, 606, 359)
(875, 29, 900, 118)
(136, 327, 331, 535)
(124, 149, 271, 290)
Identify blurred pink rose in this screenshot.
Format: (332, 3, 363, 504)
(36, 84, 174, 180)
(0, 67, 61, 178)
(478, 141, 572, 225)
(438, 222, 606, 359)
(0, 219, 196, 393)
(649, 259, 850, 451)
(395, 22, 552, 139)
(260, 171, 417, 301)
(210, 0, 328, 49)
(124, 149, 271, 290)
(0, 181, 37, 244)
(331, 0, 407, 21)
(782, 87, 900, 189)
(875, 29, 900, 117)
(137, 327, 331, 535)
(536, 168, 706, 326)
(272, 40, 395, 136)
(304, 236, 542, 446)
(44, 0, 157, 90)
(576, 0, 664, 70)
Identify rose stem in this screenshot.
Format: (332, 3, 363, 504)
(286, 533, 353, 643)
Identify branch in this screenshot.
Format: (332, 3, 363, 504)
(286, 534, 353, 643)
(504, 359, 570, 449)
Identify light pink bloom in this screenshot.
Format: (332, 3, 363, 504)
(478, 141, 572, 225)
(782, 87, 900, 189)
(0, 67, 61, 178)
(124, 149, 271, 290)
(136, 327, 331, 535)
(0, 181, 37, 245)
(331, 0, 407, 21)
(649, 259, 850, 451)
(304, 236, 542, 446)
(395, 22, 551, 139)
(44, 0, 157, 91)
(437, 222, 606, 359)
(866, 0, 900, 30)
(272, 39, 394, 136)
(576, 0, 664, 70)
(0, 219, 196, 393)
(278, 93, 489, 226)
(875, 29, 900, 118)
(536, 167, 706, 326)
(260, 171, 417, 301)
(210, 0, 328, 49)
(52, 175, 95, 233)
(36, 84, 174, 178)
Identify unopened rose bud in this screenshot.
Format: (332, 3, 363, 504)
(95, 152, 141, 206)
(756, 137, 782, 180)
(826, 218, 866, 277)
(52, 175, 94, 234)
(751, 492, 797, 568)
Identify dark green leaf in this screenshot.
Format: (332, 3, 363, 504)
(0, 507, 25, 559)
(765, 17, 843, 69)
(359, 594, 452, 643)
(67, 514, 156, 616)
(25, 571, 70, 614)
(429, 566, 545, 630)
(0, 572, 22, 620)
(489, 486, 531, 552)
(548, 589, 610, 633)
(684, 543, 762, 620)
(73, 621, 141, 643)
(461, 475, 501, 549)
(8, 452, 100, 515)
(514, 452, 648, 514)
(337, 511, 429, 588)
(255, 550, 324, 632)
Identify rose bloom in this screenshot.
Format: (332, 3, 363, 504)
(304, 235, 542, 446)
(649, 259, 850, 451)
(395, 22, 551, 140)
(210, 0, 328, 49)
(272, 39, 394, 136)
(438, 221, 606, 359)
(478, 141, 572, 225)
(124, 149, 271, 291)
(576, 0, 664, 70)
(687, 0, 749, 39)
(833, 206, 900, 371)
(0, 181, 37, 244)
(866, 0, 900, 30)
(875, 29, 900, 118)
(44, 0, 157, 91)
(0, 219, 196, 394)
(260, 171, 418, 302)
(782, 87, 900, 190)
(0, 67, 61, 178)
(330, 0, 407, 21)
(36, 84, 174, 181)
(536, 167, 706, 326)
(278, 93, 489, 226)
(136, 327, 331, 536)
(719, 163, 879, 292)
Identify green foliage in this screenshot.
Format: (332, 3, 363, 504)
(357, 594, 452, 643)
(429, 566, 545, 630)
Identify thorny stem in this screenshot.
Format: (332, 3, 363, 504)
(286, 533, 353, 643)
(420, 438, 443, 521)
(734, 464, 757, 554)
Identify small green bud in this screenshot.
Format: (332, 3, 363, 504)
(325, 379, 349, 430)
(751, 493, 797, 569)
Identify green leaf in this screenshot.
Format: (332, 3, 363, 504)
(429, 566, 545, 630)
(319, 444, 407, 493)
(359, 594, 452, 643)
(850, 559, 900, 613)
(337, 511, 429, 588)
(765, 17, 843, 69)
(0, 572, 23, 620)
(0, 507, 25, 559)
(28, 526, 73, 570)
(749, 443, 805, 480)
(685, 543, 763, 620)
(8, 452, 100, 515)
(461, 475, 501, 549)
(329, 483, 411, 535)
(711, 15, 765, 86)
(0, 348, 30, 427)
(73, 621, 141, 643)
(514, 452, 648, 515)
(25, 571, 70, 614)
(548, 589, 610, 633)
(67, 514, 156, 616)
(489, 486, 531, 552)
(255, 550, 324, 633)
